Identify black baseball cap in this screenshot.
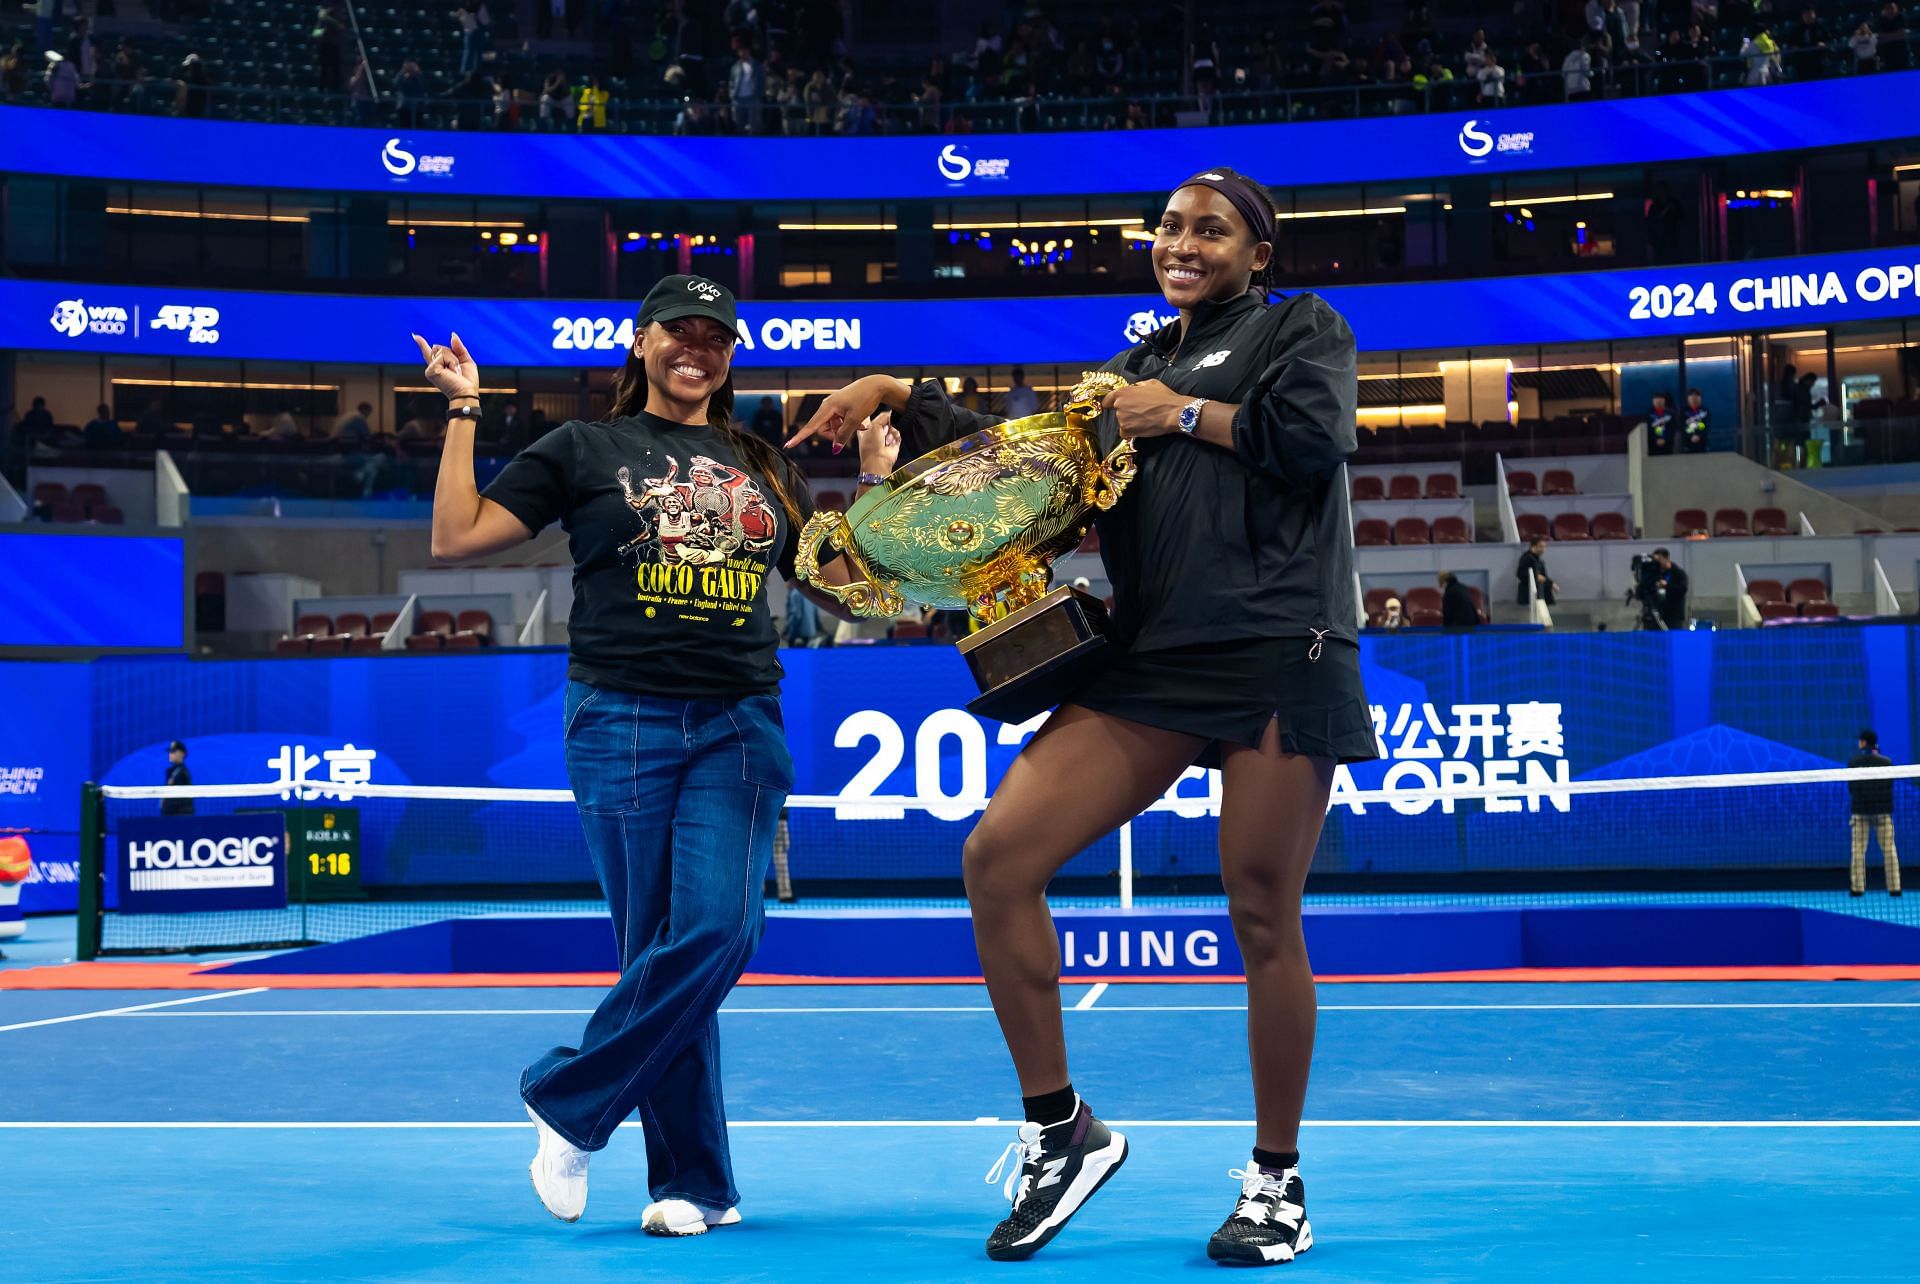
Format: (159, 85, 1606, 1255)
(635, 274, 739, 338)
(167, 739, 187, 753)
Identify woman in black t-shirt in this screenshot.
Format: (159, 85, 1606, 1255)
(791, 169, 1374, 1266)
(414, 275, 876, 1239)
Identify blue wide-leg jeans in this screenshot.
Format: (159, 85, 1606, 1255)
(521, 680, 792, 1212)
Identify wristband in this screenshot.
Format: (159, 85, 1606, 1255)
(447, 403, 481, 422)
(856, 472, 887, 487)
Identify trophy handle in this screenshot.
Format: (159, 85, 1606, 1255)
(1065, 370, 1138, 512)
(794, 509, 906, 618)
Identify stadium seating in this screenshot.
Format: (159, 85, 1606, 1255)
(1506, 471, 1538, 497)
(415, 610, 454, 637)
(1549, 513, 1591, 542)
(1589, 512, 1629, 540)
(1352, 476, 1386, 502)
(1752, 507, 1790, 536)
(1387, 475, 1422, 501)
(1425, 474, 1460, 499)
(1673, 508, 1710, 537)
(1542, 469, 1578, 496)
(1406, 587, 1443, 616)
(455, 610, 494, 641)
(1355, 519, 1392, 547)
(335, 613, 370, 638)
(1758, 601, 1798, 621)
(1363, 588, 1398, 617)
(1712, 508, 1751, 538)
(293, 613, 332, 638)
(1786, 578, 1830, 606)
(1392, 517, 1431, 546)
(1799, 600, 1840, 618)
(1747, 579, 1786, 605)
(1515, 513, 1550, 542)
(1431, 516, 1472, 544)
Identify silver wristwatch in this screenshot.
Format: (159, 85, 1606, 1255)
(1178, 397, 1208, 435)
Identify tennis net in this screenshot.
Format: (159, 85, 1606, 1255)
(81, 763, 1920, 956)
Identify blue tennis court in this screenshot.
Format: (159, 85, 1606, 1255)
(5, 976, 1918, 1281)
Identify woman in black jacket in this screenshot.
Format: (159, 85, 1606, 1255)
(791, 168, 1375, 1267)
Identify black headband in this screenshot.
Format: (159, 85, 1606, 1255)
(1175, 170, 1276, 251)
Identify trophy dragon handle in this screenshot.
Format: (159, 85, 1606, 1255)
(1065, 370, 1139, 512)
(794, 509, 906, 619)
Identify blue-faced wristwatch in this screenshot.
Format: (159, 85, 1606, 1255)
(1178, 397, 1209, 435)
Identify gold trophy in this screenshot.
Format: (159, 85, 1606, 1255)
(794, 372, 1136, 722)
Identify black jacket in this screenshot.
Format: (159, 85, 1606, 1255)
(1850, 751, 1894, 816)
(1516, 549, 1552, 605)
(894, 290, 1360, 652)
(1441, 579, 1479, 627)
(160, 762, 194, 816)
(1657, 563, 1689, 627)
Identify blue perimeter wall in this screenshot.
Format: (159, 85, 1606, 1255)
(3, 626, 1916, 913)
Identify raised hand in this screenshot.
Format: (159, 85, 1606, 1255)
(412, 331, 481, 402)
(786, 374, 887, 452)
(857, 411, 902, 476)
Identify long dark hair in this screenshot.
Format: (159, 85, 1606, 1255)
(608, 330, 806, 533)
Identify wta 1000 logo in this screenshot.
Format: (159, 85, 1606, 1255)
(50, 298, 129, 337)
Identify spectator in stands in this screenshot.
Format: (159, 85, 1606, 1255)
(136, 399, 171, 439)
(1682, 388, 1711, 451)
(577, 74, 608, 131)
(19, 396, 55, 444)
(1848, 729, 1901, 897)
(1646, 391, 1675, 453)
(1003, 367, 1039, 419)
(1562, 39, 1595, 97)
(347, 57, 375, 124)
(499, 400, 524, 451)
(1, 43, 27, 100)
(729, 43, 764, 133)
(1477, 48, 1508, 101)
(1440, 571, 1479, 627)
(1788, 7, 1832, 78)
(333, 401, 372, 443)
(1517, 536, 1557, 606)
(1849, 20, 1879, 71)
(161, 739, 194, 817)
(1650, 547, 1688, 627)
(1379, 596, 1407, 628)
(1742, 26, 1782, 84)
(68, 15, 96, 83)
(312, 4, 345, 91)
(454, 5, 488, 77)
(392, 59, 427, 127)
(267, 407, 302, 440)
(538, 68, 569, 128)
(46, 50, 78, 106)
(83, 403, 122, 448)
(174, 52, 211, 118)
(1875, 1, 1910, 72)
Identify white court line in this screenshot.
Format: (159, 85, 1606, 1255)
(0, 1119, 1917, 1130)
(1073, 983, 1110, 1010)
(116, 1000, 1920, 1018)
(0, 988, 269, 1034)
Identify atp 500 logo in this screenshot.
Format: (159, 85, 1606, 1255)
(381, 137, 455, 178)
(50, 298, 129, 338)
(151, 304, 220, 344)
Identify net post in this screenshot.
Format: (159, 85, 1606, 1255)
(1118, 820, 1134, 909)
(76, 782, 104, 961)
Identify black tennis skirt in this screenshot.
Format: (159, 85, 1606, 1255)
(1068, 635, 1380, 770)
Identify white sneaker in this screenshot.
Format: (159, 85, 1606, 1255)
(642, 1199, 742, 1237)
(526, 1104, 590, 1222)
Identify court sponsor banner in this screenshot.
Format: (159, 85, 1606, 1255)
(9, 246, 1920, 369)
(0, 661, 93, 914)
(4, 72, 1918, 197)
(116, 814, 287, 913)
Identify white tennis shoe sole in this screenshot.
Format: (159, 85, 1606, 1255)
(643, 1199, 742, 1237)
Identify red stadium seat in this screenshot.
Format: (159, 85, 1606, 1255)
(348, 635, 387, 654)
(1798, 599, 1839, 618)
(307, 636, 349, 655)
(1752, 507, 1789, 536)
(1786, 578, 1829, 606)
(1409, 609, 1444, 627)
(89, 505, 124, 524)
(1515, 512, 1551, 542)
(455, 610, 494, 638)
(1392, 517, 1431, 545)
(293, 613, 332, 638)
(1505, 470, 1538, 496)
(443, 631, 484, 650)
(1589, 512, 1629, 540)
(335, 613, 371, 638)
(1542, 469, 1578, 496)
(273, 637, 311, 656)
(371, 611, 400, 634)
(48, 501, 85, 523)
(1351, 475, 1386, 502)
(416, 610, 454, 636)
(1406, 587, 1443, 616)
(1757, 601, 1798, 621)
(1424, 474, 1460, 499)
(404, 632, 445, 651)
(1431, 516, 1472, 544)
(1550, 513, 1591, 541)
(30, 482, 67, 509)
(1712, 508, 1750, 538)
(1387, 475, 1422, 500)
(1746, 579, 1786, 605)
(1355, 519, 1392, 546)
(70, 483, 109, 515)
(1673, 508, 1709, 537)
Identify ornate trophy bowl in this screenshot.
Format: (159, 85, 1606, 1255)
(795, 372, 1136, 722)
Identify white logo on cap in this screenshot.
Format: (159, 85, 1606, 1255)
(1198, 171, 1226, 179)
(686, 278, 723, 302)
(381, 138, 417, 175)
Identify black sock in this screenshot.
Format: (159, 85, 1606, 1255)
(1252, 1146, 1299, 1173)
(1022, 1084, 1078, 1126)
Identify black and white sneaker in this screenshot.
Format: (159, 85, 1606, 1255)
(1207, 1166, 1313, 1266)
(982, 1098, 1128, 1261)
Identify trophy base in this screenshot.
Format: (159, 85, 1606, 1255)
(957, 585, 1112, 725)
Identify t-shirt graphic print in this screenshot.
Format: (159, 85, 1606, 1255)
(614, 453, 780, 625)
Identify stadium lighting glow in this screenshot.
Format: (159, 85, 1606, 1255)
(1482, 192, 1614, 208)
(1274, 205, 1408, 220)
(113, 377, 339, 391)
(777, 218, 1148, 232)
(106, 206, 308, 223)
(382, 218, 527, 229)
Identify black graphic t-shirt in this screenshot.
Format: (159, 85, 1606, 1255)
(482, 410, 813, 699)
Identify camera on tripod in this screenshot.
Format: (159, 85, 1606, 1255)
(1626, 553, 1666, 630)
